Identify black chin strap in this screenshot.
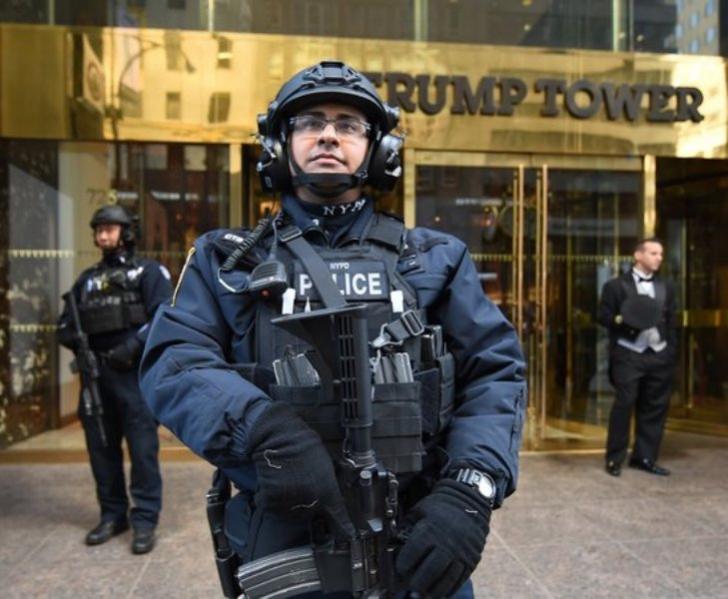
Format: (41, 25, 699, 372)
(288, 138, 375, 199)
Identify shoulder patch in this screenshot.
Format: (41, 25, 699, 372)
(159, 265, 171, 280)
(210, 229, 251, 257)
(222, 232, 245, 244)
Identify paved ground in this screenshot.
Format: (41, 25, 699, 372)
(1, 431, 727, 598)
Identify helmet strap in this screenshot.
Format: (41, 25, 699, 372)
(288, 137, 375, 199)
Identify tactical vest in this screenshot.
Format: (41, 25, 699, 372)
(228, 214, 456, 475)
(78, 260, 147, 335)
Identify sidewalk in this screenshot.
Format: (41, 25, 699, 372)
(1, 431, 727, 598)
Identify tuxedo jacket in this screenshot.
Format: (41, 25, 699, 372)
(598, 270, 677, 355)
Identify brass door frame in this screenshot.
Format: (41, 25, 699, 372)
(409, 150, 642, 445)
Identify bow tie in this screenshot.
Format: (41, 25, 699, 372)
(634, 273, 653, 283)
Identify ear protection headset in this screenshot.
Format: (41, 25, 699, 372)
(256, 60, 404, 196)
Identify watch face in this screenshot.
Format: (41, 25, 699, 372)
(473, 472, 496, 499)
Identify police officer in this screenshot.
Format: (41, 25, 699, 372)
(58, 204, 172, 554)
(140, 61, 526, 597)
(598, 237, 677, 477)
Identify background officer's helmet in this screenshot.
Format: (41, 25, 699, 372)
(256, 60, 403, 195)
(90, 204, 136, 248)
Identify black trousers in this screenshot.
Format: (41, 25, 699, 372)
(79, 362, 162, 529)
(606, 345, 675, 464)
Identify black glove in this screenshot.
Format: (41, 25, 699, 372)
(248, 401, 355, 540)
(396, 479, 492, 598)
(104, 337, 143, 370)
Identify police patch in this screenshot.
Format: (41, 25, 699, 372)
(294, 260, 389, 301)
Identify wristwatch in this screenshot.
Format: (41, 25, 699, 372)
(452, 468, 496, 505)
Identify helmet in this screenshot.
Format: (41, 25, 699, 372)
(90, 204, 136, 247)
(256, 60, 403, 197)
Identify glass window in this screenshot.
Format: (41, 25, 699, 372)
(428, 0, 613, 50)
(0, 139, 230, 447)
(166, 92, 182, 120)
(54, 0, 211, 29)
(216, 36, 232, 69)
(245, 0, 414, 40)
(0, 0, 48, 23)
(55, 0, 109, 26)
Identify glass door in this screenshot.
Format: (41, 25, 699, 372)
(412, 152, 643, 449)
(657, 157, 728, 435)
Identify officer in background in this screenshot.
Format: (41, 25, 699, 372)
(598, 237, 677, 477)
(140, 61, 526, 597)
(58, 205, 173, 553)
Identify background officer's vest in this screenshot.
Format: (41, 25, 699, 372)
(78, 261, 147, 335)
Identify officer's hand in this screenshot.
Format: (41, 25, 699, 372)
(396, 479, 491, 598)
(248, 402, 355, 540)
(104, 337, 142, 370)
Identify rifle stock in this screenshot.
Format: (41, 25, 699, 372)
(62, 291, 108, 447)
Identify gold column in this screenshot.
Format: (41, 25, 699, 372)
(414, 0, 429, 41)
(229, 143, 243, 228)
(404, 148, 416, 228)
(643, 154, 656, 238)
(538, 165, 549, 434)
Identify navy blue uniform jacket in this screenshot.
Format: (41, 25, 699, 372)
(139, 197, 526, 505)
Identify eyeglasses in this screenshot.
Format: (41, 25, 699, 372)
(288, 115, 371, 138)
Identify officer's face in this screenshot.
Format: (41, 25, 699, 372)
(634, 241, 663, 273)
(289, 103, 370, 179)
(94, 224, 122, 250)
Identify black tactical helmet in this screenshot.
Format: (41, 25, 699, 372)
(256, 60, 403, 196)
(90, 204, 133, 228)
(90, 204, 136, 248)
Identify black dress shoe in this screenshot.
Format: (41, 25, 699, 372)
(629, 457, 671, 476)
(131, 527, 156, 554)
(605, 461, 622, 477)
(85, 520, 129, 545)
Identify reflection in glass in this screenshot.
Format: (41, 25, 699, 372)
(0, 0, 48, 23)
(658, 157, 728, 430)
(0, 140, 60, 448)
(544, 169, 640, 444)
(0, 140, 230, 446)
(3, 1, 724, 56)
(415, 164, 642, 448)
(415, 165, 516, 310)
(428, 0, 613, 50)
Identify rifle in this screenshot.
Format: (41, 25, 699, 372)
(236, 303, 401, 598)
(62, 291, 108, 447)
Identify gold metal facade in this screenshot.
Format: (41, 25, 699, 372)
(2, 23, 728, 449)
(1, 24, 727, 156)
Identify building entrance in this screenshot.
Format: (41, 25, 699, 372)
(413, 152, 643, 449)
(657, 158, 728, 436)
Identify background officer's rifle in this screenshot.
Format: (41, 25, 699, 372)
(236, 303, 401, 598)
(62, 291, 108, 447)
